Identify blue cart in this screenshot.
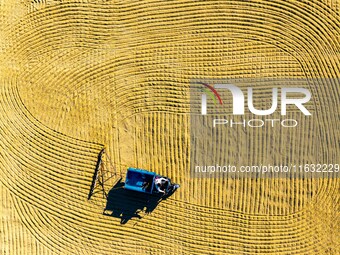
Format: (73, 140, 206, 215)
(124, 167, 179, 195)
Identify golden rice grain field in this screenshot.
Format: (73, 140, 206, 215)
(1, 1, 339, 254)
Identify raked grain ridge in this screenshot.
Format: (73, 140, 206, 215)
(1, 1, 339, 254)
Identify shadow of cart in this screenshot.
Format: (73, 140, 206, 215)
(103, 179, 176, 224)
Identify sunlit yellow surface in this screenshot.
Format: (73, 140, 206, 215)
(0, 1, 339, 254)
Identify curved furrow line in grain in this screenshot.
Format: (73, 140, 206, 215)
(1, 1, 339, 254)
(4, 143, 332, 255)
(11, 85, 103, 151)
(114, 1, 339, 91)
(5, 159, 332, 245)
(11, 190, 326, 255)
(1, 84, 102, 168)
(13, 1, 340, 125)
(3, 135, 330, 255)
(115, 0, 340, 202)
(19, 3, 338, 97)
(4, 164, 334, 254)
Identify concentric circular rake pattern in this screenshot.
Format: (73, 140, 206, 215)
(0, 1, 339, 254)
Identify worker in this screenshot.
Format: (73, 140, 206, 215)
(154, 176, 170, 193)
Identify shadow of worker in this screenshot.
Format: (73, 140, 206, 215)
(103, 179, 163, 224)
